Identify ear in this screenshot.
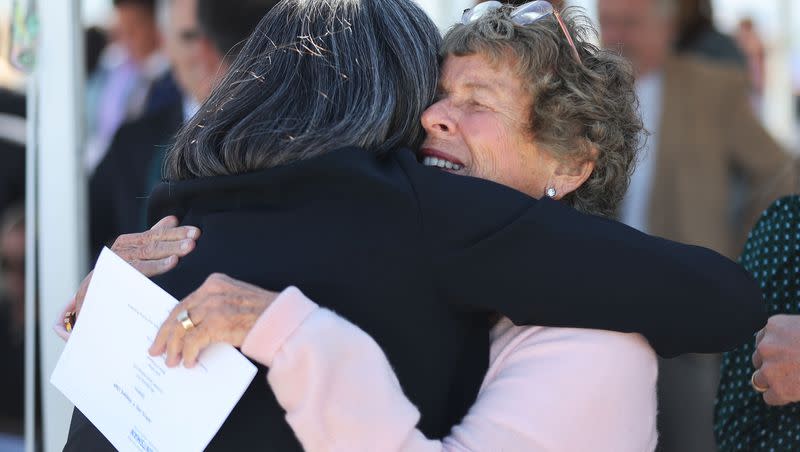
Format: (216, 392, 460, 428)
(548, 145, 599, 200)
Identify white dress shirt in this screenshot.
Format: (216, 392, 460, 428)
(620, 72, 664, 233)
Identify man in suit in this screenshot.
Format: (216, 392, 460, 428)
(88, 0, 279, 259)
(597, 0, 795, 451)
(85, 0, 173, 174)
(88, 0, 194, 259)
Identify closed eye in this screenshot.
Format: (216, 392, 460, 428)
(465, 99, 491, 111)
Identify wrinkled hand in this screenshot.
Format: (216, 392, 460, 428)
(73, 216, 201, 316)
(112, 216, 200, 277)
(149, 273, 278, 368)
(752, 314, 800, 405)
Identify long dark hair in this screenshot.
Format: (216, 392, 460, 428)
(166, 0, 442, 181)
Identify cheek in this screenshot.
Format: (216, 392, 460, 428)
(495, 149, 545, 196)
(459, 115, 514, 171)
(479, 128, 549, 195)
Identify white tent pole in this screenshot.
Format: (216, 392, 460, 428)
(34, 0, 86, 451)
(763, 0, 796, 149)
(24, 78, 37, 452)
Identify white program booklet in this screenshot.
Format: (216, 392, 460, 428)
(51, 248, 257, 452)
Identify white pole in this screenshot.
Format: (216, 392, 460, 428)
(24, 79, 37, 452)
(763, 0, 796, 149)
(35, 0, 86, 451)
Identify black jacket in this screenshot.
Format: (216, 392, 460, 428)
(0, 89, 26, 212)
(88, 94, 184, 262)
(65, 146, 765, 451)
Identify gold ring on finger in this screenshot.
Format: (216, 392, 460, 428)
(177, 309, 196, 332)
(751, 371, 768, 393)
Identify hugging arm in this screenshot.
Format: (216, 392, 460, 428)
(242, 288, 657, 452)
(397, 150, 766, 358)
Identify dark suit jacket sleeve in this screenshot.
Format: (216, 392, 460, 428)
(395, 150, 766, 358)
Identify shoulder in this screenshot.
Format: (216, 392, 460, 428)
(109, 101, 183, 154)
(752, 195, 800, 228)
(488, 321, 657, 387)
(478, 323, 658, 452)
(741, 195, 800, 285)
(390, 148, 540, 249)
(667, 55, 748, 105)
(742, 195, 800, 259)
(391, 148, 532, 207)
(669, 54, 746, 84)
(148, 147, 423, 225)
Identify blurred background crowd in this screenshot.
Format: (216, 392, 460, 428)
(1, 0, 799, 451)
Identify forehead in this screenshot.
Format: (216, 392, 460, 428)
(170, 0, 198, 27)
(115, 3, 154, 23)
(598, 0, 654, 18)
(440, 53, 524, 94)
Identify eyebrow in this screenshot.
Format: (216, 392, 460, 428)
(437, 81, 502, 97)
(462, 81, 500, 94)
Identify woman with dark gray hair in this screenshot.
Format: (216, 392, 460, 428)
(59, 1, 762, 451)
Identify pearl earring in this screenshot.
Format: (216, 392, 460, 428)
(546, 187, 557, 198)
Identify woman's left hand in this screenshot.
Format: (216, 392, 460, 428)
(149, 273, 279, 368)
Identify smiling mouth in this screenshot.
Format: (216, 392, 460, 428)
(419, 148, 466, 172)
(422, 156, 464, 171)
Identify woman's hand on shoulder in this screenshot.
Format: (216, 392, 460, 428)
(111, 215, 201, 277)
(148, 273, 279, 368)
(73, 216, 201, 317)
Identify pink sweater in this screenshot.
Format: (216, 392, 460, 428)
(241, 287, 659, 452)
(56, 287, 658, 450)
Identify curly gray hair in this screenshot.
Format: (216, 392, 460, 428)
(441, 6, 643, 218)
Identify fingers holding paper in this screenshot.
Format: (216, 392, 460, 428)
(149, 273, 279, 368)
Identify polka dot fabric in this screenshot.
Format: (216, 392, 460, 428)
(715, 195, 800, 451)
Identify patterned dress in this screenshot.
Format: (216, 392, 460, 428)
(715, 195, 800, 451)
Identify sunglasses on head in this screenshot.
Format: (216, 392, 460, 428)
(461, 1, 582, 64)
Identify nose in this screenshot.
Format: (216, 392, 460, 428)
(421, 101, 455, 137)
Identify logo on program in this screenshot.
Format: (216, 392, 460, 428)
(129, 427, 158, 452)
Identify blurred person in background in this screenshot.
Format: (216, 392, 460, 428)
(674, 0, 744, 66)
(84, 0, 178, 176)
(0, 204, 24, 446)
(0, 88, 25, 217)
(715, 195, 800, 451)
(88, 0, 277, 261)
(597, 0, 796, 450)
(85, 26, 110, 78)
(142, 0, 283, 190)
(734, 18, 766, 97)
